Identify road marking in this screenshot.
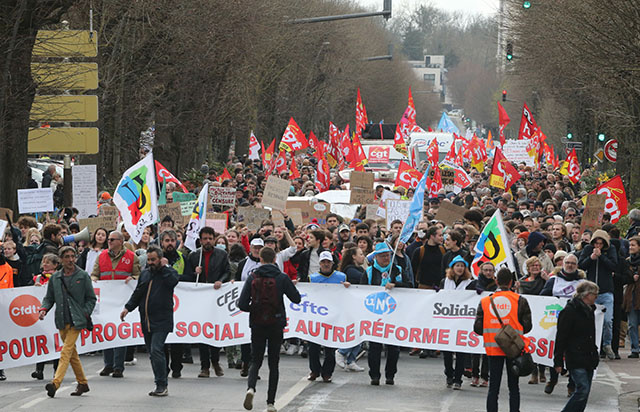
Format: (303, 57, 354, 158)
(18, 388, 30, 392)
(19, 385, 70, 409)
(275, 376, 312, 410)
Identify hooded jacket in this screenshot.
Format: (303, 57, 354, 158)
(578, 229, 618, 294)
(237, 263, 301, 329)
(125, 265, 179, 333)
(554, 297, 599, 371)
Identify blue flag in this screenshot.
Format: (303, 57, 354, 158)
(399, 165, 430, 244)
(437, 112, 460, 134)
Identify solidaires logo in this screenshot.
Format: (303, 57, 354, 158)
(9, 295, 41, 327)
(539, 303, 563, 330)
(364, 291, 397, 315)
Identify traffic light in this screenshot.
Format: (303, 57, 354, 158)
(506, 43, 513, 61)
(598, 133, 605, 142)
(502, 90, 507, 102)
(566, 121, 573, 139)
(523, 1, 531, 9)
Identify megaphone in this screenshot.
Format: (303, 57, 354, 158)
(63, 227, 91, 245)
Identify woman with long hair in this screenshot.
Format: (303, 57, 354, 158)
(76, 227, 108, 273)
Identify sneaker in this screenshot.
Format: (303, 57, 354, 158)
(280, 343, 288, 355)
(604, 345, 615, 360)
(463, 368, 472, 378)
(70, 383, 90, 396)
(470, 377, 479, 387)
(453, 383, 461, 390)
(528, 373, 538, 384)
(212, 363, 224, 377)
(266, 403, 277, 412)
(480, 379, 489, 387)
(124, 357, 137, 366)
(148, 387, 168, 397)
(111, 369, 123, 378)
(45, 382, 57, 398)
(300, 345, 308, 358)
(0, 370, 5, 381)
(198, 369, 210, 378)
(544, 382, 556, 394)
(409, 348, 421, 356)
(286, 344, 298, 356)
(99, 366, 113, 376)
(446, 379, 453, 389)
(539, 374, 546, 383)
(628, 352, 639, 358)
(235, 362, 243, 370)
(615, 353, 621, 360)
(243, 388, 254, 410)
(31, 370, 44, 380)
(335, 351, 346, 369)
(419, 350, 428, 359)
(345, 362, 365, 372)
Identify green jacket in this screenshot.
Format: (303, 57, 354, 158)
(42, 266, 97, 330)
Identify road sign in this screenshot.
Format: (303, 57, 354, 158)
(28, 127, 99, 154)
(31, 63, 98, 90)
(594, 148, 605, 163)
(604, 139, 617, 162)
(566, 141, 583, 150)
(30, 95, 98, 122)
(33, 30, 98, 57)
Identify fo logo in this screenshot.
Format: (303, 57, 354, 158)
(364, 291, 397, 315)
(10, 295, 41, 327)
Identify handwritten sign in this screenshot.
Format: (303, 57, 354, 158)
(349, 171, 375, 204)
(172, 192, 196, 203)
(78, 216, 116, 235)
(0, 208, 13, 222)
(158, 203, 184, 228)
(180, 200, 196, 216)
(72, 165, 97, 218)
(263, 176, 290, 211)
(385, 199, 412, 229)
(205, 218, 227, 235)
(580, 194, 606, 234)
(237, 207, 271, 232)
(435, 201, 468, 226)
(209, 187, 236, 207)
(376, 190, 401, 218)
(17, 188, 53, 214)
(365, 204, 379, 220)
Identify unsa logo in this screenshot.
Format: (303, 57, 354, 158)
(364, 291, 397, 315)
(10, 295, 41, 327)
(489, 296, 511, 319)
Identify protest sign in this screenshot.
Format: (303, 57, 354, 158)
(0, 220, 7, 238)
(0, 208, 13, 222)
(435, 201, 468, 226)
(285, 200, 329, 225)
(208, 186, 236, 207)
(172, 192, 196, 203)
(365, 204, 379, 220)
(72, 165, 97, 218)
(349, 172, 375, 204)
(272, 208, 304, 228)
(580, 193, 606, 234)
(180, 200, 197, 216)
(237, 207, 271, 232)
(205, 218, 227, 234)
(99, 205, 118, 218)
(385, 199, 412, 229)
(263, 176, 291, 211)
(158, 203, 184, 228)
(376, 190, 401, 218)
(78, 216, 117, 235)
(17, 188, 53, 214)
(502, 140, 535, 167)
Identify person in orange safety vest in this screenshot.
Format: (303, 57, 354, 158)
(474, 268, 532, 412)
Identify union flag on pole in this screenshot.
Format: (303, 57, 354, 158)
(395, 161, 422, 190)
(497, 101, 510, 146)
(352, 130, 368, 171)
(315, 141, 331, 192)
(326, 123, 341, 168)
(217, 168, 233, 183)
(279, 117, 308, 152)
(393, 120, 409, 157)
(566, 148, 581, 184)
(154, 160, 188, 193)
(471, 210, 516, 277)
(489, 148, 521, 191)
(584, 175, 628, 224)
(517, 103, 538, 140)
(248, 131, 260, 160)
(426, 137, 439, 167)
(340, 125, 355, 167)
(264, 138, 275, 167)
(307, 130, 320, 154)
(427, 166, 443, 198)
(356, 88, 369, 133)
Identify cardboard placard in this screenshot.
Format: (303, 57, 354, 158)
(172, 192, 196, 203)
(263, 176, 290, 211)
(208, 186, 236, 207)
(376, 190, 401, 218)
(0, 208, 13, 222)
(385, 199, 412, 229)
(440, 168, 455, 185)
(365, 204, 379, 220)
(78, 216, 117, 235)
(180, 200, 197, 216)
(0, 220, 8, 238)
(285, 200, 328, 225)
(272, 208, 304, 229)
(72, 165, 97, 219)
(434, 201, 468, 226)
(205, 219, 227, 235)
(99, 205, 118, 218)
(349, 171, 375, 204)
(580, 194, 606, 234)
(158, 203, 184, 228)
(17, 188, 54, 214)
(237, 207, 271, 232)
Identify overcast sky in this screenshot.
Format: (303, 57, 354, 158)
(356, 0, 501, 16)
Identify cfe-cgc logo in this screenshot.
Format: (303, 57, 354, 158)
(9, 295, 41, 327)
(364, 291, 397, 315)
(539, 304, 563, 330)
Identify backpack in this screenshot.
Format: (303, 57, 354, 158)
(25, 243, 46, 277)
(250, 272, 280, 326)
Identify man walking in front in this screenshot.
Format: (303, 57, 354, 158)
(474, 268, 532, 412)
(238, 247, 301, 412)
(120, 246, 179, 396)
(39, 246, 96, 398)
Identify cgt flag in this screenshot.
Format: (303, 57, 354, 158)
(248, 131, 260, 160)
(184, 183, 209, 251)
(399, 165, 430, 244)
(471, 210, 516, 278)
(395, 161, 422, 190)
(584, 175, 628, 224)
(566, 148, 581, 184)
(114, 153, 159, 244)
(279, 117, 308, 153)
(155, 160, 188, 193)
(489, 148, 521, 191)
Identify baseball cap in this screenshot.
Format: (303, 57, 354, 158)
(250, 238, 264, 247)
(338, 224, 350, 232)
(264, 236, 277, 244)
(319, 251, 333, 261)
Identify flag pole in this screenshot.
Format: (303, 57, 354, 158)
(195, 184, 209, 287)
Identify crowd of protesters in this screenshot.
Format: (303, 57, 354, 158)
(1, 152, 637, 412)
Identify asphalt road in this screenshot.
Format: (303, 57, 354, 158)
(0, 347, 630, 412)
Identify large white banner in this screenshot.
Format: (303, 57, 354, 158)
(0, 282, 603, 369)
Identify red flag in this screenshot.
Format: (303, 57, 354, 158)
(395, 161, 422, 190)
(275, 150, 288, 175)
(279, 117, 308, 152)
(566, 148, 581, 184)
(154, 160, 188, 193)
(489, 148, 521, 191)
(444, 140, 457, 164)
(454, 166, 473, 191)
(393, 120, 409, 156)
(587, 176, 628, 224)
(517, 103, 538, 140)
(290, 155, 300, 179)
(314, 142, 331, 192)
(405, 88, 416, 126)
(261, 140, 266, 165)
(264, 139, 275, 167)
(307, 130, 320, 154)
(356, 88, 369, 133)
(339, 125, 355, 166)
(327, 123, 341, 168)
(427, 166, 443, 197)
(426, 137, 439, 166)
(497, 102, 510, 146)
(217, 168, 233, 183)
(352, 130, 368, 171)
(248, 131, 260, 160)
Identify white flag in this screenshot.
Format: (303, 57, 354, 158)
(184, 183, 209, 251)
(248, 131, 260, 160)
(113, 153, 158, 244)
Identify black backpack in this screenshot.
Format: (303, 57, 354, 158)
(25, 243, 47, 277)
(250, 273, 280, 326)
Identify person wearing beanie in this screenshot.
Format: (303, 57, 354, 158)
(515, 231, 554, 277)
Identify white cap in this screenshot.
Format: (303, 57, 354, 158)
(319, 251, 333, 262)
(250, 238, 264, 247)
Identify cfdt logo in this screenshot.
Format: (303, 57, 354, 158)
(364, 291, 397, 315)
(9, 295, 41, 327)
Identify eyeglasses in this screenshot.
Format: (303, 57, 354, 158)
(108, 238, 120, 242)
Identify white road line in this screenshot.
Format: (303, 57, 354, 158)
(19, 385, 70, 409)
(18, 388, 30, 392)
(275, 376, 312, 411)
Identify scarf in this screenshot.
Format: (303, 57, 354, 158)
(373, 260, 394, 287)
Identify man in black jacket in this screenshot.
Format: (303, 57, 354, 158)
(183, 226, 230, 377)
(554, 281, 600, 412)
(121, 246, 179, 397)
(238, 247, 301, 412)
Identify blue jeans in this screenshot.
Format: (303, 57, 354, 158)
(628, 309, 640, 353)
(487, 356, 519, 412)
(103, 347, 126, 371)
(596, 292, 613, 346)
(561, 368, 593, 412)
(144, 331, 169, 390)
(338, 344, 361, 364)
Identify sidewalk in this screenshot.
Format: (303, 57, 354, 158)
(605, 347, 640, 411)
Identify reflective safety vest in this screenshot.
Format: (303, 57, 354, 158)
(0, 263, 14, 289)
(98, 249, 135, 280)
(172, 251, 185, 275)
(481, 290, 526, 356)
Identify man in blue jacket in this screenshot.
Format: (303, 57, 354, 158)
(120, 245, 179, 396)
